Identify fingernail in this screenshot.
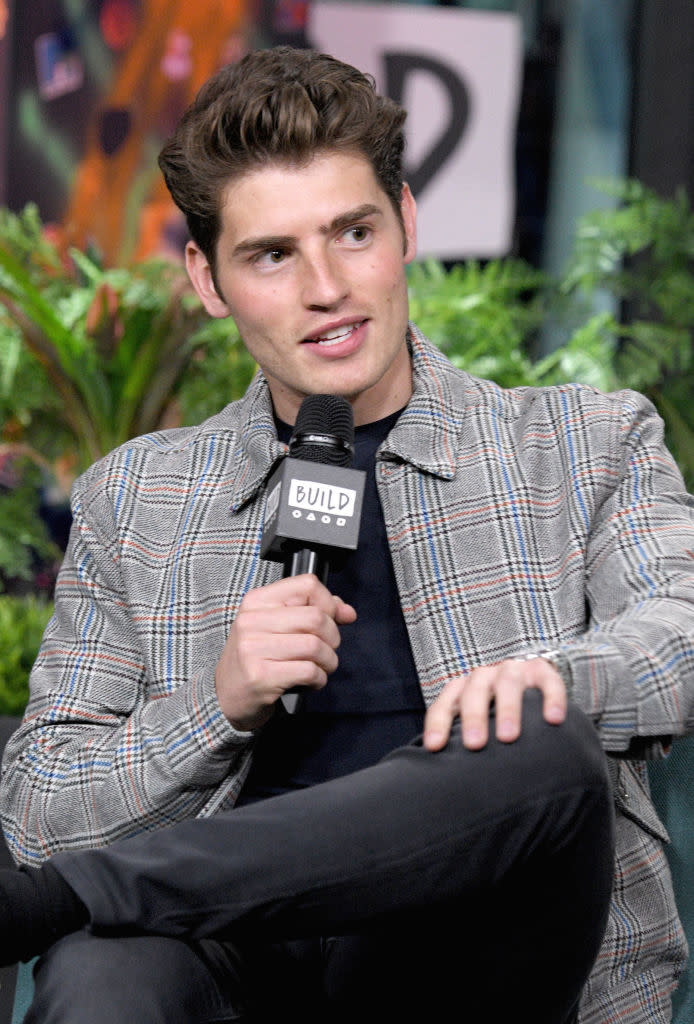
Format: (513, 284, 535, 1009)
(464, 727, 484, 746)
(424, 730, 443, 748)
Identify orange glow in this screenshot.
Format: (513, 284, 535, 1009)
(64, 0, 249, 266)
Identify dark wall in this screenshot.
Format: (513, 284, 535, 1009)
(630, 0, 694, 198)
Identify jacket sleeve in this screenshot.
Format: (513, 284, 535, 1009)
(557, 391, 694, 755)
(0, 477, 255, 866)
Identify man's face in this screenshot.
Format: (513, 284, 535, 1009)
(186, 151, 417, 425)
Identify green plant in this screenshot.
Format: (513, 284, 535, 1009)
(0, 205, 257, 468)
(561, 178, 694, 487)
(407, 257, 615, 391)
(0, 464, 61, 584)
(0, 204, 257, 586)
(0, 594, 53, 715)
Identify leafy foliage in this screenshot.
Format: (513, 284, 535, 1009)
(407, 258, 547, 386)
(0, 205, 256, 476)
(0, 204, 257, 586)
(407, 257, 616, 391)
(562, 178, 694, 486)
(176, 316, 259, 426)
(0, 595, 53, 715)
(0, 467, 61, 587)
(409, 180, 694, 488)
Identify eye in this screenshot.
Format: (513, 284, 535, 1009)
(343, 224, 371, 245)
(255, 247, 288, 268)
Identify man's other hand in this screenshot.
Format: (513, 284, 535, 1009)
(423, 657, 568, 752)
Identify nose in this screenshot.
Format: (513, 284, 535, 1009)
(300, 250, 349, 310)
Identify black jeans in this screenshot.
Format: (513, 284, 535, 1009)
(32, 694, 614, 1023)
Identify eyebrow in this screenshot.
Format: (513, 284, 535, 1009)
(230, 203, 384, 259)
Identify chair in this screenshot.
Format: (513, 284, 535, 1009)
(8, 965, 31, 1024)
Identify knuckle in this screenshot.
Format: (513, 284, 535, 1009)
(304, 633, 325, 660)
(443, 676, 464, 700)
(303, 605, 326, 632)
(235, 633, 255, 662)
(302, 662, 327, 687)
(303, 573, 325, 599)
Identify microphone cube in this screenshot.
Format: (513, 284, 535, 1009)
(260, 457, 366, 561)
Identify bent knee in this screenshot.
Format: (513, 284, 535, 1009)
(497, 689, 609, 796)
(426, 689, 609, 802)
(30, 932, 236, 1023)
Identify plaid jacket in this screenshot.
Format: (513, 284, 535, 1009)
(2, 325, 694, 1021)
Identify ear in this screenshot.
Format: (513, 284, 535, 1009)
(185, 241, 231, 318)
(400, 183, 417, 265)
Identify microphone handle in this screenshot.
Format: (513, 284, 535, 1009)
(281, 546, 331, 712)
(284, 547, 330, 585)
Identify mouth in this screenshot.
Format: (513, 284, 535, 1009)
(303, 320, 367, 346)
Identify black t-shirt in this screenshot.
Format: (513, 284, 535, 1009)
(237, 408, 424, 804)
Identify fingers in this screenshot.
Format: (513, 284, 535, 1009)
(215, 574, 357, 730)
(234, 604, 343, 676)
(237, 576, 357, 672)
(243, 573, 357, 625)
(423, 657, 568, 753)
(422, 677, 464, 752)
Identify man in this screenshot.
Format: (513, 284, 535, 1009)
(0, 46, 691, 1023)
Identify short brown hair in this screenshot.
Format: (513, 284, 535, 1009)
(158, 46, 407, 270)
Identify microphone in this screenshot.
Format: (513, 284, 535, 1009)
(261, 394, 366, 584)
(261, 395, 366, 713)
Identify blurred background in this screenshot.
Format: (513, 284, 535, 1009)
(0, 1, 691, 271)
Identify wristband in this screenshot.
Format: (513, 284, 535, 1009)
(515, 648, 570, 685)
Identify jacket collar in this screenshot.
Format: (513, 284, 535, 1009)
(378, 324, 463, 480)
(224, 374, 286, 513)
(226, 322, 464, 510)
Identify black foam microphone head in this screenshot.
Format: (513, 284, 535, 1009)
(289, 395, 355, 467)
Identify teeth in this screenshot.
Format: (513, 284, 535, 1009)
(313, 323, 360, 345)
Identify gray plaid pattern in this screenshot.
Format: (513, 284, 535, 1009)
(2, 325, 693, 1020)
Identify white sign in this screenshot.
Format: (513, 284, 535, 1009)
(308, 3, 522, 259)
(289, 479, 358, 517)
